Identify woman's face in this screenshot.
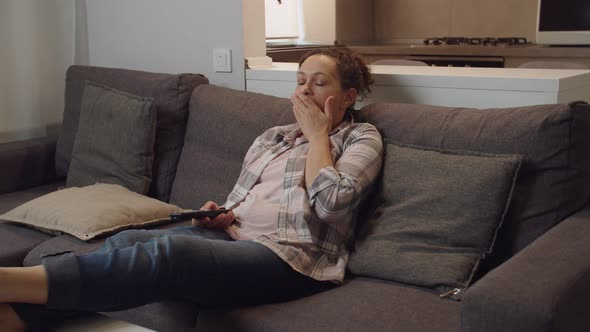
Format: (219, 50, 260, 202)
(296, 54, 356, 127)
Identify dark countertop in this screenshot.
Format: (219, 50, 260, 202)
(266, 43, 338, 51)
(348, 44, 590, 58)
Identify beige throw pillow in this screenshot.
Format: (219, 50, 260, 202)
(0, 183, 182, 240)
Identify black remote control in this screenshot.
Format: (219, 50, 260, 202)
(170, 209, 231, 222)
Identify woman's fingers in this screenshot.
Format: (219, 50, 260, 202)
(290, 94, 306, 114)
(195, 211, 235, 230)
(218, 211, 235, 229)
(200, 201, 218, 210)
(291, 93, 319, 113)
(324, 96, 335, 123)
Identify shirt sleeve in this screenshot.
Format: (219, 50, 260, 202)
(306, 124, 384, 224)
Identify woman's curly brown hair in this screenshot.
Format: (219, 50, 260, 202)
(298, 47, 374, 100)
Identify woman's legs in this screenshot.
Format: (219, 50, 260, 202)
(0, 303, 26, 332)
(45, 232, 326, 312)
(0, 226, 237, 330)
(4, 226, 328, 317)
(0, 266, 48, 304)
(0, 265, 48, 331)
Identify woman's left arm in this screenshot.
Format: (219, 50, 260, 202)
(307, 124, 383, 224)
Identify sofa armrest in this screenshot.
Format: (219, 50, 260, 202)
(0, 136, 60, 195)
(461, 204, 590, 332)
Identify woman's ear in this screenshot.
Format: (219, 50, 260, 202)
(343, 88, 358, 110)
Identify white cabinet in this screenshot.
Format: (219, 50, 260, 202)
(246, 63, 590, 109)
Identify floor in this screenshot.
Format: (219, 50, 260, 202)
(56, 314, 153, 332)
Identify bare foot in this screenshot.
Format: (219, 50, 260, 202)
(0, 303, 27, 332)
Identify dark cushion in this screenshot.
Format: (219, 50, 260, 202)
(0, 182, 64, 215)
(66, 82, 156, 194)
(0, 182, 63, 266)
(357, 101, 590, 272)
(0, 136, 58, 195)
(56, 65, 208, 201)
(348, 141, 521, 296)
(169, 85, 295, 208)
(196, 277, 460, 332)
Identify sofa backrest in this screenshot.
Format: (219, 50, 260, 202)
(55, 65, 208, 202)
(356, 101, 590, 271)
(169, 85, 295, 209)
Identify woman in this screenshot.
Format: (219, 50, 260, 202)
(0, 47, 383, 331)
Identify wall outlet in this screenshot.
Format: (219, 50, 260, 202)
(213, 48, 232, 73)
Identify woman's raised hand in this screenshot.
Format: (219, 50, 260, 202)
(192, 201, 235, 230)
(291, 92, 334, 142)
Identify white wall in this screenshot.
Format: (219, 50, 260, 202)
(300, 0, 336, 43)
(0, 0, 74, 143)
(0, 0, 262, 143)
(84, 0, 245, 90)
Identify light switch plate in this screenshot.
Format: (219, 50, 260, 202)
(213, 48, 232, 73)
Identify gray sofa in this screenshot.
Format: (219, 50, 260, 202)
(1, 65, 589, 332)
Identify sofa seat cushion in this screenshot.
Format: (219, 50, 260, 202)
(196, 277, 460, 332)
(0, 182, 64, 266)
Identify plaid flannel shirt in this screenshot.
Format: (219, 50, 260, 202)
(224, 116, 383, 282)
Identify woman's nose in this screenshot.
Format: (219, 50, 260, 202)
(301, 84, 312, 96)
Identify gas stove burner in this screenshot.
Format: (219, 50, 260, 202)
(493, 37, 528, 46)
(423, 37, 464, 45)
(424, 37, 528, 46)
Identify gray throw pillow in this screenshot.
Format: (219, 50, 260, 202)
(348, 141, 522, 299)
(66, 81, 156, 194)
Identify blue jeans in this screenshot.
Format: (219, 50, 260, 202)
(13, 226, 330, 328)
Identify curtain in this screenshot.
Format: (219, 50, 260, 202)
(0, 0, 81, 143)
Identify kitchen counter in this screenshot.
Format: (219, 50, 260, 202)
(246, 62, 590, 108)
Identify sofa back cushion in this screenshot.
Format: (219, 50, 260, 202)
(356, 101, 590, 271)
(55, 65, 208, 202)
(169, 85, 295, 209)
